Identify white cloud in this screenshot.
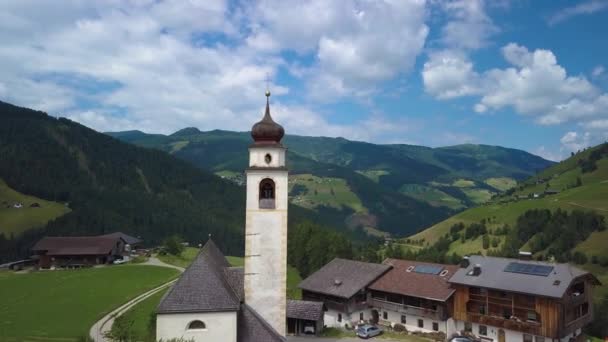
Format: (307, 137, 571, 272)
(423, 42, 608, 130)
(592, 65, 605, 78)
(560, 131, 592, 153)
(0, 0, 434, 141)
(245, 0, 429, 100)
(422, 50, 480, 99)
(533, 146, 560, 162)
(439, 0, 498, 50)
(478, 44, 598, 118)
(583, 119, 608, 130)
(547, 0, 608, 26)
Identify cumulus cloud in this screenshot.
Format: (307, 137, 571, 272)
(0, 0, 434, 141)
(560, 131, 592, 153)
(423, 42, 608, 131)
(592, 65, 605, 78)
(245, 0, 429, 100)
(422, 50, 480, 99)
(439, 0, 498, 50)
(547, 0, 608, 26)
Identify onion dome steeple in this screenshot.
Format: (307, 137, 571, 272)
(251, 91, 284, 144)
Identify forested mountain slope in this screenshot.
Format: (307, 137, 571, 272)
(0, 101, 248, 261)
(109, 128, 553, 237)
(409, 142, 608, 258)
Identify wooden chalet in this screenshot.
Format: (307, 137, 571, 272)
(449, 255, 601, 342)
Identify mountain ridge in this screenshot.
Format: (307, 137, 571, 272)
(107, 128, 554, 237)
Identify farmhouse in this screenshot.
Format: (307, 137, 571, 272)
(31, 232, 141, 268)
(298, 258, 392, 328)
(449, 255, 600, 342)
(368, 259, 458, 334)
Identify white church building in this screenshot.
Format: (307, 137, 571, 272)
(156, 91, 290, 342)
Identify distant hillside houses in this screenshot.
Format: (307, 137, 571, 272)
(31, 232, 141, 269)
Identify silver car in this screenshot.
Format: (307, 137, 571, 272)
(356, 324, 382, 339)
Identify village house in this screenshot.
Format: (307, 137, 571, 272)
(31, 232, 141, 268)
(368, 259, 458, 334)
(298, 258, 392, 328)
(448, 255, 601, 342)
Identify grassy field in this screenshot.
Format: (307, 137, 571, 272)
(356, 169, 390, 183)
(156, 247, 200, 268)
(289, 174, 365, 212)
(114, 287, 169, 341)
(0, 179, 71, 236)
(0, 265, 179, 341)
(485, 177, 517, 191)
(399, 184, 465, 210)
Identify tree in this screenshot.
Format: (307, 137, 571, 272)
(482, 234, 490, 249)
(576, 177, 582, 187)
(571, 251, 587, 265)
(163, 235, 185, 256)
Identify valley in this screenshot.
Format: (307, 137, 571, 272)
(108, 128, 553, 237)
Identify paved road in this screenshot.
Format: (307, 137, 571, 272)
(89, 258, 184, 342)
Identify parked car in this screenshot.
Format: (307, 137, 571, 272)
(449, 336, 475, 342)
(303, 323, 315, 335)
(356, 324, 382, 339)
(113, 259, 126, 265)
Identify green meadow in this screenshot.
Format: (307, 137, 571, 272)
(0, 265, 179, 341)
(0, 179, 71, 236)
(289, 174, 365, 212)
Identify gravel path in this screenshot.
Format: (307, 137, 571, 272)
(89, 258, 184, 342)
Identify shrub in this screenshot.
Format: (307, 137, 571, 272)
(393, 323, 407, 333)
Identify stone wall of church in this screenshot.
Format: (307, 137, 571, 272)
(156, 311, 237, 342)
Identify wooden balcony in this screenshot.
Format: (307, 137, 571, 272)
(370, 298, 447, 321)
(466, 312, 541, 335)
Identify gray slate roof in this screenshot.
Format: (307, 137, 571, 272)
(298, 258, 392, 299)
(156, 240, 285, 342)
(157, 240, 239, 313)
(448, 255, 601, 298)
(287, 299, 324, 321)
(238, 304, 286, 342)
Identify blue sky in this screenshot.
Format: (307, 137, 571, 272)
(1, 0, 607, 160)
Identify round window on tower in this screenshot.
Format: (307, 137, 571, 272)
(265, 153, 272, 164)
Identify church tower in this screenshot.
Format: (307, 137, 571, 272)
(244, 90, 287, 336)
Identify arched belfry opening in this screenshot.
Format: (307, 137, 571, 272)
(259, 178, 275, 209)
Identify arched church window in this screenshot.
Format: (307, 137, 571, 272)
(187, 320, 206, 330)
(259, 178, 275, 209)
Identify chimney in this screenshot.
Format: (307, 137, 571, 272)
(460, 256, 470, 268)
(519, 251, 532, 260)
(471, 264, 482, 276)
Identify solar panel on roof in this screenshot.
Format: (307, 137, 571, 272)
(504, 262, 553, 276)
(413, 265, 443, 275)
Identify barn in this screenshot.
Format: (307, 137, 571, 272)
(31, 232, 141, 268)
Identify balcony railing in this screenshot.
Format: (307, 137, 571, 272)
(466, 312, 541, 335)
(370, 298, 446, 320)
